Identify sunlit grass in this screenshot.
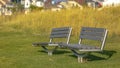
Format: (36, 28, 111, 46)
(1, 7, 120, 36)
(0, 31, 120, 68)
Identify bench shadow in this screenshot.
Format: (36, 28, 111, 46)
(69, 54, 106, 61)
(38, 50, 70, 55)
(69, 50, 116, 61)
(54, 50, 71, 54)
(97, 50, 117, 60)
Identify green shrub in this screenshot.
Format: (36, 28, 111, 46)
(30, 5, 44, 11)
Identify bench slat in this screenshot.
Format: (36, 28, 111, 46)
(50, 34, 69, 38)
(52, 27, 70, 31)
(82, 27, 105, 32)
(51, 31, 69, 35)
(80, 31, 104, 37)
(80, 35, 103, 41)
(50, 27, 71, 38)
(80, 27, 106, 41)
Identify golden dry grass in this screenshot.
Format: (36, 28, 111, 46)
(0, 7, 120, 36)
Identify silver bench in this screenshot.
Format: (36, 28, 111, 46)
(59, 27, 108, 62)
(32, 27, 72, 55)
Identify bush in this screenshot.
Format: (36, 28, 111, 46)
(30, 5, 44, 11)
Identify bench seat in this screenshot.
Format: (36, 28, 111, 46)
(32, 27, 72, 55)
(58, 27, 108, 62)
(59, 43, 101, 51)
(33, 42, 59, 46)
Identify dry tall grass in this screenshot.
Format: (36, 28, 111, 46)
(0, 7, 120, 36)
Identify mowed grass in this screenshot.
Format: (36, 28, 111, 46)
(0, 31, 120, 68)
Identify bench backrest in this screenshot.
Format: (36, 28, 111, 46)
(79, 27, 108, 50)
(49, 27, 72, 44)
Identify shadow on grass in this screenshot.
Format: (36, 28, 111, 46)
(69, 50, 116, 61)
(38, 50, 70, 55)
(97, 50, 117, 60)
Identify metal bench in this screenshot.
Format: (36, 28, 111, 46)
(59, 27, 108, 62)
(32, 27, 72, 55)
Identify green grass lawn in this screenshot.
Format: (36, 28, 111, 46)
(0, 31, 120, 68)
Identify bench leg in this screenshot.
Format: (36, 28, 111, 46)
(42, 46, 58, 56)
(48, 51, 53, 56)
(78, 56, 83, 63)
(71, 49, 89, 63)
(78, 56, 88, 63)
